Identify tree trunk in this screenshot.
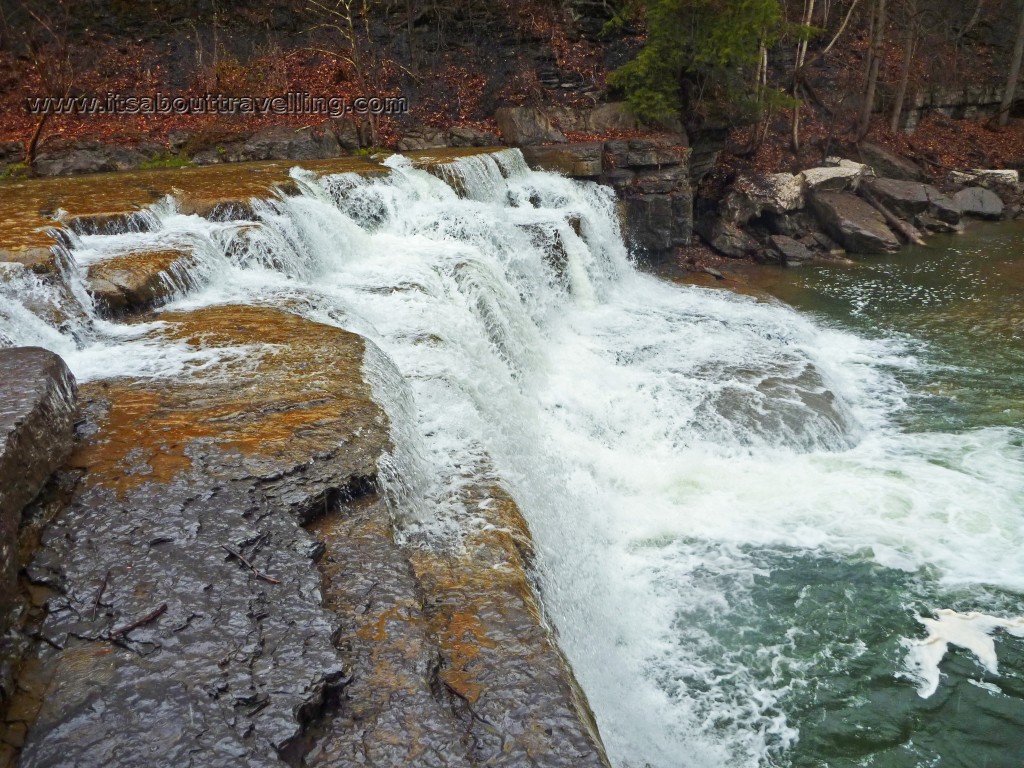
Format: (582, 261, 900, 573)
(859, 0, 886, 138)
(998, 0, 1024, 127)
(889, 0, 917, 133)
(792, 0, 816, 152)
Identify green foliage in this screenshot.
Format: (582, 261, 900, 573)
(0, 162, 30, 180)
(608, 0, 785, 122)
(139, 154, 192, 170)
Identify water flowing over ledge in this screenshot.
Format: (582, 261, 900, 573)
(2, 150, 1024, 767)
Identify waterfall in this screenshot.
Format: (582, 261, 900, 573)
(2, 150, 1022, 767)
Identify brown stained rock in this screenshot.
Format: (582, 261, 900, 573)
(0, 248, 58, 275)
(304, 497, 475, 768)
(85, 249, 200, 316)
(8, 304, 607, 768)
(408, 485, 607, 768)
(521, 143, 604, 178)
(0, 157, 383, 256)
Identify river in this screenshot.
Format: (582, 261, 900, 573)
(1, 152, 1022, 767)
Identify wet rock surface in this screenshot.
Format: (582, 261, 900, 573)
(0, 348, 77, 686)
(3, 302, 609, 768)
(8, 306, 387, 768)
(85, 249, 200, 316)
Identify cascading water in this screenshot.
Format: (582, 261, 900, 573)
(2, 150, 1022, 766)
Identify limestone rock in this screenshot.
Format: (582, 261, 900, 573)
(949, 169, 1020, 187)
(521, 142, 603, 177)
(723, 173, 804, 226)
(33, 139, 163, 177)
(863, 178, 961, 224)
(857, 141, 927, 182)
(809, 191, 900, 254)
(240, 125, 342, 162)
(604, 137, 686, 168)
(954, 187, 1005, 220)
(769, 234, 814, 265)
(494, 107, 566, 146)
(695, 216, 759, 259)
(801, 165, 863, 193)
(448, 125, 500, 147)
(85, 249, 200, 316)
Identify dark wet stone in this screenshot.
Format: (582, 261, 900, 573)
(14, 307, 385, 768)
(809, 191, 900, 254)
(769, 234, 814, 265)
(695, 215, 759, 259)
(0, 348, 77, 635)
(9, 305, 607, 767)
(863, 178, 961, 225)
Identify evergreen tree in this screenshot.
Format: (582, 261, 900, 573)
(608, 0, 785, 123)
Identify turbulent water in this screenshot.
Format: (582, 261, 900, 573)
(2, 152, 1023, 767)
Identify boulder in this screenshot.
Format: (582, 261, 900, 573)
(85, 249, 200, 316)
(801, 165, 863, 193)
(329, 118, 372, 151)
(722, 173, 804, 226)
(586, 102, 642, 133)
(395, 124, 449, 151)
(954, 187, 1004, 219)
(857, 141, 927, 182)
(949, 169, 1020, 187)
(0, 141, 25, 171)
(448, 125, 500, 147)
(494, 107, 566, 146)
(809, 191, 900, 254)
(863, 178, 961, 224)
(0, 347, 77, 650)
(239, 124, 342, 161)
(33, 139, 163, 177)
(521, 142, 603, 177)
(769, 234, 814, 265)
(695, 216, 759, 259)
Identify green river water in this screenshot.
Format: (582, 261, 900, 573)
(721, 222, 1024, 767)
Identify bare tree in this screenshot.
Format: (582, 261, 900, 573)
(889, 0, 919, 133)
(858, 0, 886, 138)
(998, 0, 1024, 127)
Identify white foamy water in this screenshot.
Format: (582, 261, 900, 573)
(2, 150, 1023, 766)
(904, 610, 1024, 698)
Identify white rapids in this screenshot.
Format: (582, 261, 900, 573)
(2, 149, 1023, 767)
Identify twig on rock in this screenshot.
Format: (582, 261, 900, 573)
(221, 545, 281, 584)
(109, 603, 168, 639)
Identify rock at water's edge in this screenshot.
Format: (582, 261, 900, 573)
(0, 347, 77, 642)
(809, 191, 901, 254)
(954, 187, 1005, 220)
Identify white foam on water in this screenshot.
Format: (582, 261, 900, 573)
(903, 610, 1024, 698)
(2, 150, 1023, 767)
